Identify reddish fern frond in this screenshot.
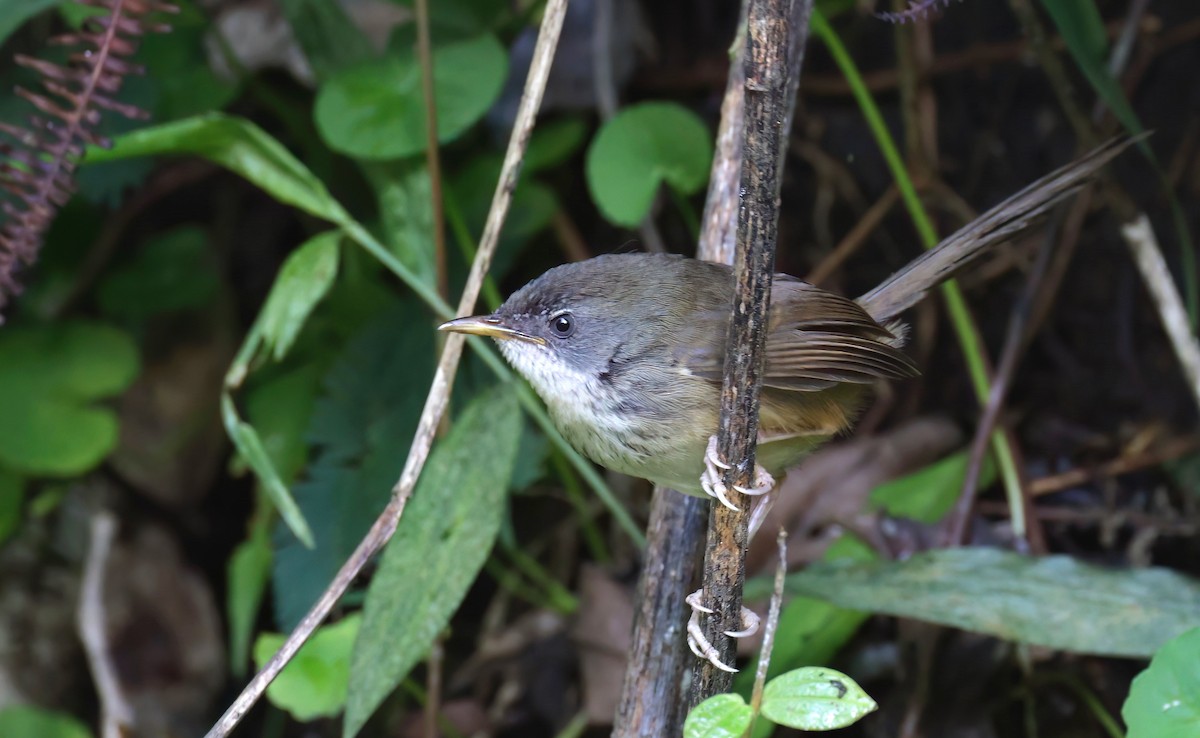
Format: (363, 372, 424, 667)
(877, 0, 961, 24)
(0, 0, 177, 314)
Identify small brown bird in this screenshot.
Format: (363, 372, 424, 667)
(441, 138, 1131, 670)
(441, 138, 1131, 520)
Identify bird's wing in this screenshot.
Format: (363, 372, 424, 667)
(681, 277, 918, 391)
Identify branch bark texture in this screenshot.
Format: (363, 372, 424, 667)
(612, 7, 750, 734)
(690, 0, 813, 703)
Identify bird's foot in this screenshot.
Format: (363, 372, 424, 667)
(685, 589, 760, 673)
(701, 435, 777, 511)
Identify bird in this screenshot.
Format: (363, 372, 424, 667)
(439, 137, 1133, 670)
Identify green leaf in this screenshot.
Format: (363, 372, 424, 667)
(0, 0, 64, 46)
(586, 102, 712, 226)
(245, 363, 323, 485)
(228, 502, 274, 677)
(0, 706, 92, 738)
(785, 548, 1200, 657)
(343, 385, 521, 738)
(0, 322, 139, 475)
(737, 451, 974, 715)
(223, 395, 315, 548)
(279, 0, 374, 82)
(869, 446, 995, 521)
(683, 693, 753, 738)
(259, 231, 342, 362)
(97, 225, 220, 320)
(85, 113, 351, 225)
(1124, 627, 1200, 738)
(369, 161, 437, 289)
(254, 614, 362, 721)
(524, 118, 589, 173)
(0, 466, 26, 546)
(271, 302, 434, 630)
(761, 667, 877, 731)
(315, 34, 508, 160)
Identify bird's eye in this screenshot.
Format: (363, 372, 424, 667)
(549, 313, 575, 338)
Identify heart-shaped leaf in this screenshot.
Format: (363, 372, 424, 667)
(254, 614, 361, 721)
(586, 102, 712, 226)
(315, 34, 508, 160)
(1124, 627, 1200, 738)
(0, 322, 138, 475)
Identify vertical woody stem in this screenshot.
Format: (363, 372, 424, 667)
(690, 0, 813, 703)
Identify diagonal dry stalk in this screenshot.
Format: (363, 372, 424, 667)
(200, 1, 573, 735)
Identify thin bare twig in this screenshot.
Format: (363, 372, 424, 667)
(78, 510, 135, 738)
(1027, 434, 1200, 497)
(200, 2, 572, 735)
(690, 0, 814, 703)
(1122, 215, 1200, 407)
(746, 529, 788, 737)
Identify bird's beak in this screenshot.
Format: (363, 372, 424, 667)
(438, 315, 546, 345)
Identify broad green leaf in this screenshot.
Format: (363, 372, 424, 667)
(259, 231, 342, 361)
(315, 35, 508, 160)
(586, 102, 712, 226)
(683, 693, 753, 738)
(255, 614, 361, 721)
(97, 226, 220, 320)
(386, 0, 506, 48)
(524, 118, 588, 173)
(785, 548, 1200, 657)
(0, 706, 92, 738)
(869, 446, 995, 521)
(272, 302, 434, 629)
(85, 113, 350, 225)
(761, 667, 877, 730)
(0, 467, 25, 545)
(0, 323, 139, 475)
(223, 395, 315, 548)
(1124, 627, 1200, 738)
(738, 450, 977, 721)
(279, 0, 373, 82)
(343, 385, 521, 738)
(0, 0, 64, 46)
(227, 500, 274, 677)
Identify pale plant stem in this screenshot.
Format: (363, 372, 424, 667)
(200, 2, 572, 735)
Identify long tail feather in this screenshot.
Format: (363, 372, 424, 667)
(857, 135, 1142, 321)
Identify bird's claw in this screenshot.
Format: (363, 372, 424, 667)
(702, 436, 740, 511)
(685, 588, 760, 673)
(701, 435, 776, 508)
